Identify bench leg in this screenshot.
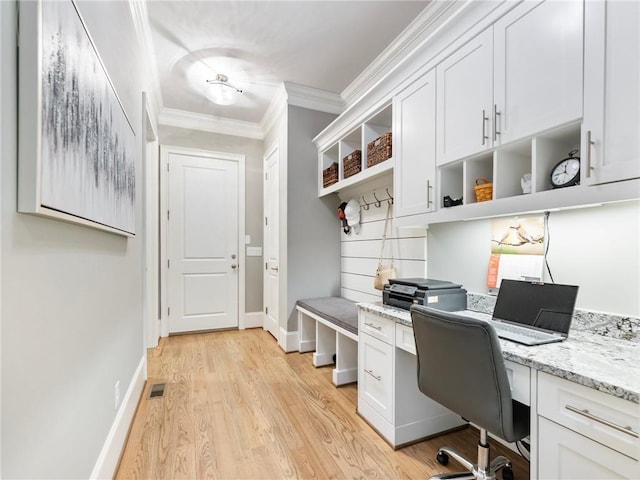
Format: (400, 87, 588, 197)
(297, 310, 316, 353)
(313, 321, 335, 367)
(333, 333, 358, 386)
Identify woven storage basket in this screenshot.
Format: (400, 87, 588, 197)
(367, 132, 392, 167)
(474, 177, 493, 202)
(322, 162, 339, 188)
(343, 150, 362, 179)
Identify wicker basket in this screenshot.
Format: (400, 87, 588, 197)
(322, 162, 339, 188)
(343, 150, 362, 179)
(367, 132, 392, 167)
(474, 177, 493, 202)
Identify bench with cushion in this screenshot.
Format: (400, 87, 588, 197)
(296, 297, 358, 386)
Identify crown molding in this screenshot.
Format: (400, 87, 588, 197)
(282, 82, 344, 115)
(128, 0, 163, 123)
(261, 83, 288, 139)
(341, 0, 461, 108)
(160, 108, 264, 140)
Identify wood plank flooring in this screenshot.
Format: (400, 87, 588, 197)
(116, 328, 530, 479)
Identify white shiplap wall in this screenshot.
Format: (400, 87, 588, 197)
(340, 186, 427, 303)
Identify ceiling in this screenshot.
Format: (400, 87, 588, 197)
(146, 1, 431, 125)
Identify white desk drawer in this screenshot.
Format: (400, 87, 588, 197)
(395, 323, 416, 355)
(538, 371, 639, 460)
(360, 311, 395, 345)
(504, 359, 530, 406)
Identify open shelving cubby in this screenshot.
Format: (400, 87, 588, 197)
(532, 122, 581, 194)
(319, 103, 394, 197)
(463, 152, 493, 205)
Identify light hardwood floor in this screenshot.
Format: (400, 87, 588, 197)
(116, 328, 530, 479)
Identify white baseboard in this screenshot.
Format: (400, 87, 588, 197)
(279, 327, 299, 353)
(90, 355, 146, 480)
(244, 311, 264, 329)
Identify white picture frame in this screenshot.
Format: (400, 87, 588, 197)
(18, 0, 136, 236)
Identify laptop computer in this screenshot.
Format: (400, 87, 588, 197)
(487, 279, 579, 346)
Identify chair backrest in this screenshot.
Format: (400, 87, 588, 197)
(410, 305, 526, 442)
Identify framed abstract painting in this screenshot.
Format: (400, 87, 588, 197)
(18, 0, 136, 236)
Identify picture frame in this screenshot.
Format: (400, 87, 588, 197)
(18, 0, 136, 236)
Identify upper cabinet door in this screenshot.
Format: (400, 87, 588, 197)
(493, 0, 584, 145)
(583, 0, 640, 185)
(393, 69, 437, 217)
(436, 28, 493, 166)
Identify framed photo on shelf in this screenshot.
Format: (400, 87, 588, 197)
(18, 0, 136, 236)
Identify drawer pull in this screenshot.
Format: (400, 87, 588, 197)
(364, 369, 381, 381)
(565, 405, 639, 438)
(364, 322, 382, 331)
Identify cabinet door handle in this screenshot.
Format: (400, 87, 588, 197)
(481, 110, 489, 145)
(565, 405, 639, 438)
(585, 130, 595, 178)
(493, 104, 501, 142)
(364, 369, 381, 381)
(364, 322, 382, 331)
(427, 180, 433, 207)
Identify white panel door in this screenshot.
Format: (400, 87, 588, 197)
(583, 0, 640, 185)
(436, 28, 493, 165)
(263, 147, 279, 340)
(494, 0, 583, 144)
(168, 152, 238, 333)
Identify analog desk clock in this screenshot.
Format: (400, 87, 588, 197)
(550, 149, 580, 188)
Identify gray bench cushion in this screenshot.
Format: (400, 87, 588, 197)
(296, 297, 358, 335)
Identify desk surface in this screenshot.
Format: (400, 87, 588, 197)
(359, 303, 640, 404)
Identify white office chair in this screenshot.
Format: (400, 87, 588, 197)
(410, 305, 530, 480)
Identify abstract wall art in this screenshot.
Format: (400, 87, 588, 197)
(19, 0, 136, 236)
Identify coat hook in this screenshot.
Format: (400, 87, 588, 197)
(373, 192, 381, 208)
(385, 188, 394, 205)
(361, 195, 370, 210)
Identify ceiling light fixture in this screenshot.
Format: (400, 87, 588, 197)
(205, 74, 243, 105)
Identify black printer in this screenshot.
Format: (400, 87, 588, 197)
(382, 278, 467, 311)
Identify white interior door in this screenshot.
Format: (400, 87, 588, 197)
(167, 150, 239, 333)
(263, 147, 279, 339)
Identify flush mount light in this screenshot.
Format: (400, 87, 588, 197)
(205, 74, 243, 105)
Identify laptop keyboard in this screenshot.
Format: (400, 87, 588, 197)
(489, 319, 560, 343)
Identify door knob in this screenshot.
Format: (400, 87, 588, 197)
(231, 264, 237, 269)
(270, 266, 279, 271)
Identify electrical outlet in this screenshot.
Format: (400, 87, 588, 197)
(115, 381, 121, 410)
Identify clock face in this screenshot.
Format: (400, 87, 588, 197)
(550, 157, 580, 188)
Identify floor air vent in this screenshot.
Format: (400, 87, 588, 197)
(148, 383, 166, 399)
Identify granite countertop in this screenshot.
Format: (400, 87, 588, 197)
(359, 303, 640, 404)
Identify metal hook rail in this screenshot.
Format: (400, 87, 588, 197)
(360, 191, 394, 209)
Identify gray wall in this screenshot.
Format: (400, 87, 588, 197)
(427, 200, 640, 316)
(1, 1, 147, 477)
(159, 126, 264, 313)
(286, 106, 341, 330)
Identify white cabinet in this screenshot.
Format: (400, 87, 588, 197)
(436, 28, 493, 165)
(357, 309, 465, 447)
(393, 69, 437, 217)
(537, 372, 640, 479)
(583, 0, 640, 185)
(493, 0, 583, 145)
(359, 331, 394, 423)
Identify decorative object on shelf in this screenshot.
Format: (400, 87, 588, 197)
(344, 199, 361, 234)
(374, 202, 396, 290)
(550, 149, 580, 188)
(343, 150, 362, 179)
(521, 173, 532, 194)
(18, 0, 136, 236)
(367, 132, 393, 167)
(322, 162, 339, 188)
(443, 195, 463, 207)
(205, 74, 243, 105)
(474, 177, 494, 202)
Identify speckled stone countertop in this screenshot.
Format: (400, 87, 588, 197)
(359, 302, 640, 404)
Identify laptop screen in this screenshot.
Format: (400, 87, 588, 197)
(493, 280, 579, 335)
